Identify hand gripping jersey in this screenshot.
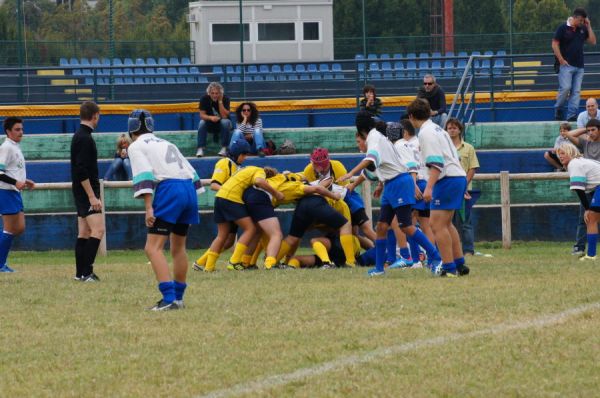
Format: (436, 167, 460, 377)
(128, 133, 201, 198)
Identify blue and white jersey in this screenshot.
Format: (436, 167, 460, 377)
(129, 133, 202, 198)
(398, 136, 428, 181)
(567, 157, 600, 192)
(0, 138, 25, 192)
(365, 128, 418, 181)
(418, 120, 466, 179)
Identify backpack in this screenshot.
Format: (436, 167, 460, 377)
(262, 139, 276, 156)
(277, 139, 296, 155)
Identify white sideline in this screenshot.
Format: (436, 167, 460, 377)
(197, 301, 600, 398)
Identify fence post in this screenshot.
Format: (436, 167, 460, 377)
(99, 179, 107, 256)
(500, 170, 511, 249)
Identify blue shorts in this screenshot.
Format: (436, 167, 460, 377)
(0, 189, 23, 215)
(591, 189, 600, 211)
(412, 179, 428, 211)
(153, 179, 199, 225)
(214, 197, 248, 223)
(344, 190, 365, 214)
(381, 173, 416, 209)
(242, 187, 276, 222)
(431, 176, 467, 210)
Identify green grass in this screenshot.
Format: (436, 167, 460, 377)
(1, 242, 600, 397)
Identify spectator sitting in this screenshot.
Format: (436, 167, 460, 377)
(196, 82, 232, 157)
(103, 133, 132, 181)
(229, 102, 266, 157)
(544, 122, 572, 171)
(417, 73, 447, 128)
(577, 98, 598, 128)
(359, 84, 383, 121)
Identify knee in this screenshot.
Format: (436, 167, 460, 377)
(197, 121, 207, 134)
(220, 119, 232, 130)
(93, 225, 105, 239)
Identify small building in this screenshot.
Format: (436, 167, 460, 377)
(188, 0, 334, 65)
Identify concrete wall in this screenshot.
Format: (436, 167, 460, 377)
(189, 0, 333, 64)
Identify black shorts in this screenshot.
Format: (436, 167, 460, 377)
(416, 209, 430, 218)
(148, 217, 190, 236)
(214, 197, 249, 224)
(243, 187, 276, 222)
(328, 235, 347, 266)
(73, 196, 102, 218)
(380, 204, 413, 227)
(351, 208, 370, 227)
(289, 196, 347, 238)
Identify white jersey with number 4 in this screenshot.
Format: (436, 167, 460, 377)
(129, 133, 201, 198)
(418, 119, 465, 179)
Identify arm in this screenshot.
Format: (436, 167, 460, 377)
(303, 184, 341, 201)
(337, 159, 372, 183)
(585, 19, 596, 45)
(218, 94, 230, 119)
(255, 177, 284, 201)
(346, 173, 366, 192)
(81, 179, 101, 210)
(566, 127, 588, 145)
(552, 40, 568, 66)
(466, 167, 477, 185)
(423, 168, 441, 202)
(210, 182, 222, 192)
(142, 193, 155, 227)
(200, 109, 219, 123)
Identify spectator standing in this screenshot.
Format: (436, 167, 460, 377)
(566, 119, 600, 256)
(447, 118, 480, 256)
(70, 101, 104, 282)
(0, 117, 35, 273)
(544, 122, 572, 171)
(196, 82, 232, 157)
(552, 7, 596, 121)
(230, 102, 266, 157)
(416, 74, 447, 127)
(359, 85, 383, 121)
(577, 98, 598, 128)
(103, 133, 133, 181)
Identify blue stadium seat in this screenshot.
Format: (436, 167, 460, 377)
(169, 57, 179, 65)
(98, 68, 109, 76)
(82, 69, 93, 76)
(296, 64, 306, 73)
(443, 60, 455, 78)
(272, 65, 282, 74)
(158, 58, 168, 66)
(445, 51, 455, 58)
(84, 77, 94, 85)
(493, 58, 506, 73)
(73, 69, 82, 76)
(59, 58, 69, 66)
(430, 60, 442, 74)
(212, 66, 223, 75)
(299, 74, 310, 81)
(259, 65, 270, 74)
(418, 60, 429, 76)
(319, 64, 329, 73)
(177, 77, 187, 83)
(112, 58, 123, 66)
(91, 58, 101, 67)
(230, 75, 241, 82)
(69, 58, 79, 66)
(124, 58, 134, 66)
(287, 73, 298, 81)
(189, 66, 199, 75)
(307, 64, 318, 73)
(134, 77, 144, 84)
(355, 54, 364, 60)
(265, 73, 275, 81)
(369, 62, 380, 79)
(155, 67, 167, 84)
(80, 58, 90, 66)
(225, 65, 236, 75)
(198, 75, 209, 83)
(166, 77, 176, 84)
(393, 61, 404, 79)
(181, 57, 191, 65)
(381, 61, 393, 79)
(144, 68, 156, 83)
(405, 60, 417, 78)
(418, 52, 429, 59)
(380, 53, 390, 60)
(332, 63, 344, 79)
(247, 65, 258, 75)
(458, 51, 468, 58)
(283, 64, 294, 77)
(277, 73, 287, 81)
(178, 67, 189, 75)
(114, 77, 125, 85)
(135, 58, 145, 66)
(123, 68, 133, 76)
(124, 77, 134, 84)
(471, 51, 481, 69)
(456, 59, 467, 77)
(406, 52, 417, 60)
(310, 73, 321, 80)
(146, 58, 157, 66)
(167, 67, 177, 76)
(101, 58, 111, 66)
(393, 53, 403, 59)
(431, 52, 441, 60)
(134, 67, 145, 75)
(367, 53, 377, 60)
(253, 75, 264, 82)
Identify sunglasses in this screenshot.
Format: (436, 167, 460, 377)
(423, 82, 434, 86)
(242, 108, 251, 112)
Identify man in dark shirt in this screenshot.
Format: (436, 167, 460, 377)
(416, 74, 447, 128)
(552, 7, 596, 121)
(70, 101, 104, 282)
(196, 82, 232, 157)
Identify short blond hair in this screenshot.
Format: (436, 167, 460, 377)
(557, 143, 582, 160)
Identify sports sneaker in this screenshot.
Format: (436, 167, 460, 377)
(571, 246, 585, 257)
(430, 259, 445, 276)
(321, 262, 335, 269)
(73, 275, 83, 281)
(218, 146, 227, 157)
(388, 257, 413, 269)
(579, 255, 597, 262)
(343, 262, 356, 268)
(81, 273, 100, 282)
(367, 267, 385, 277)
(457, 264, 470, 276)
(195, 147, 204, 157)
(192, 262, 205, 271)
(0, 264, 15, 273)
(150, 300, 180, 311)
(174, 300, 185, 309)
(244, 265, 259, 270)
(227, 261, 245, 271)
(409, 261, 423, 269)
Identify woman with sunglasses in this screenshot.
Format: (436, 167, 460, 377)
(230, 102, 266, 157)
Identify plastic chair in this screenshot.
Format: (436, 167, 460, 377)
(80, 58, 90, 66)
(146, 58, 157, 66)
(181, 57, 191, 65)
(380, 53, 390, 60)
(443, 60, 455, 78)
(393, 53, 403, 59)
(112, 58, 123, 66)
(91, 58, 101, 66)
(158, 58, 168, 66)
(169, 57, 179, 65)
(123, 58, 134, 66)
(69, 58, 79, 66)
(59, 58, 69, 66)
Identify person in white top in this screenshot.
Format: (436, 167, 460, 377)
(128, 109, 202, 311)
(407, 98, 467, 277)
(338, 111, 441, 277)
(558, 142, 600, 261)
(0, 117, 35, 273)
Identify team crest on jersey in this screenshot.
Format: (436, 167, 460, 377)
(434, 199, 441, 206)
(397, 197, 404, 205)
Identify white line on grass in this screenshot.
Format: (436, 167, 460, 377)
(197, 301, 600, 398)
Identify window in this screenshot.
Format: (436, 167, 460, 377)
(258, 23, 295, 41)
(212, 24, 249, 42)
(303, 22, 320, 41)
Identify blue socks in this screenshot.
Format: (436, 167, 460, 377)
(358, 247, 376, 266)
(454, 257, 465, 267)
(442, 262, 457, 274)
(411, 229, 441, 261)
(385, 229, 396, 263)
(173, 281, 187, 301)
(0, 231, 14, 267)
(158, 281, 176, 304)
(375, 239, 386, 271)
(399, 247, 411, 261)
(408, 236, 421, 262)
(587, 234, 598, 257)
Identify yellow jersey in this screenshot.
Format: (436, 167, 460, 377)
(303, 160, 350, 186)
(267, 174, 307, 206)
(211, 157, 237, 186)
(216, 166, 266, 204)
(327, 197, 351, 222)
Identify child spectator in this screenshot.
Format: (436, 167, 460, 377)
(104, 133, 133, 181)
(544, 122, 572, 171)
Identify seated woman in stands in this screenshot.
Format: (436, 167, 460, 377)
(104, 133, 132, 181)
(230, 102, 266, 157)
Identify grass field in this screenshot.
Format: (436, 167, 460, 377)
(1, 242, 600, 397)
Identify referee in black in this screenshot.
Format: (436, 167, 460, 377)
(70, 101, 105, 282)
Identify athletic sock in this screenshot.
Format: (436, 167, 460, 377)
(173, 281, 187, 300)
(411, 229, 441, 261)
(276, 240, 291, 262)
(287, 258, 301, 269)
(83, 237, 101, 276)
(442, 262, 457, 274)
(204, 250, 219, 272)
(0, 231, 14, 268)
(340, 234, 356, 266)
(158, 281, 175, 304)
(312, 241, 331, 263)
(399, 247, 411, 261)
(357, 247, 376, 266)
(229, 242, 248, 264)
(241, 254, 252, 266)
(385, 229, 397, 263)
(587, 234, 598, 257)
(75, 237, 88, 277)
(195, 250, 209, 266)
(375, 238, 386, 272)
(264, 256, 277, 269)
(454, 256, 465, 267)
(408, 235, 421, 261)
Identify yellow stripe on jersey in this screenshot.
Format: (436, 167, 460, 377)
(303, 160, 350, 186)
(216, 166, 266, 204)
(211, 157, 237, 186)
(268, 174, 307, 206)
(327, 198, 351, 222)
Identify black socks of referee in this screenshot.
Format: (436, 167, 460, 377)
(75, 237, 101, 277)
